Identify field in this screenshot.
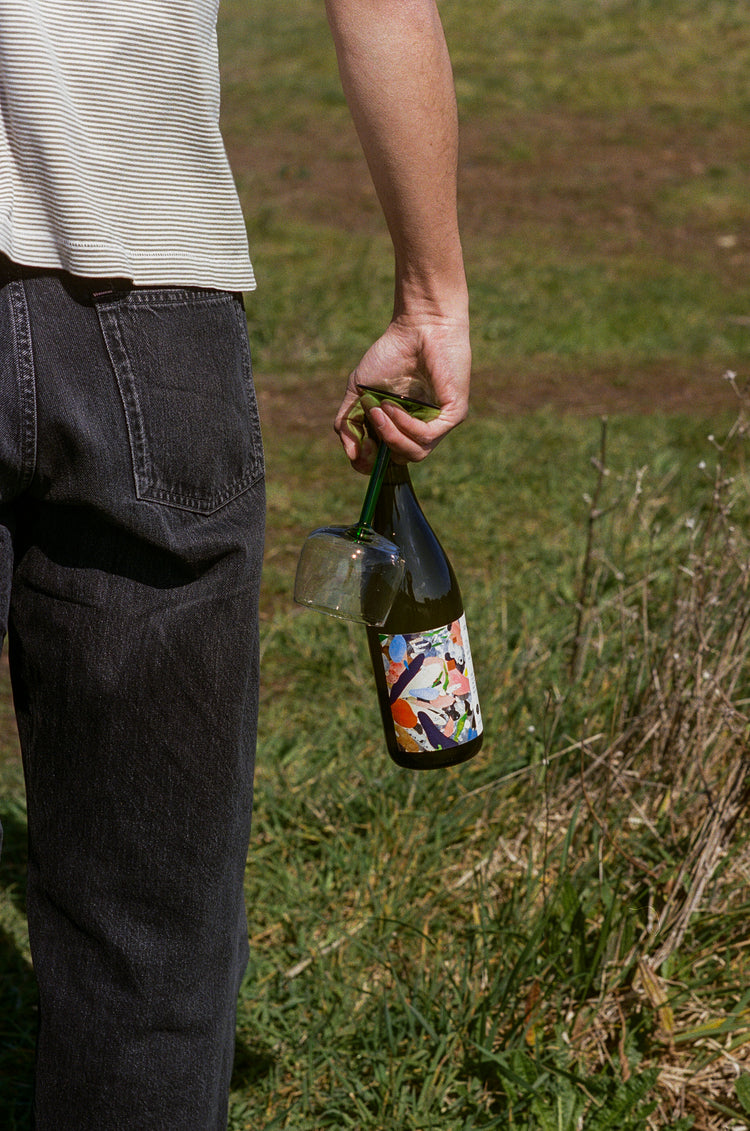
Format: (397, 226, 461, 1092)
(2, 0, 750, 1127)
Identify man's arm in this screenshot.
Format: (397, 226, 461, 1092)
(326, 0, 471, 470)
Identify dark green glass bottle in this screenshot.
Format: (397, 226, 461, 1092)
(366, 461, 483, 769)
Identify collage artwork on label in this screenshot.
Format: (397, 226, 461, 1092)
(378, 614, 482, 753)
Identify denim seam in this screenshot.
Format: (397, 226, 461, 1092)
(95, 302, 153, 501)
(8, 280, 38, 492)
(120, 289, 238, 310)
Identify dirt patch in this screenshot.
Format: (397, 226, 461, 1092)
(229, 106, 750, 256)
(469, 357, 740, 417)
(254, 358, 739, 452)
(254, 362, 739, 450)
(458, 110, 750, 249)
(227, 106, 748, 430)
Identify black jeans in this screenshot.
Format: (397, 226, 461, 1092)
(0, 260, 265, 1128)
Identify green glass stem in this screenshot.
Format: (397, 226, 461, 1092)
(355, 441, 391, 534)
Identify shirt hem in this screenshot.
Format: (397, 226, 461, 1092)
(0, 234, 257, 292)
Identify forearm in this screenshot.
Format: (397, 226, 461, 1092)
(325, 0, 468, 320)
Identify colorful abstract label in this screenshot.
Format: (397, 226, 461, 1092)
(378, 614, 482, 754)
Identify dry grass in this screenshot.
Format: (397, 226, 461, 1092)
(522, 381, 750, 1127)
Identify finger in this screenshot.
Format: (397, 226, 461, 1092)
(377, 400, 461, 449)
(335, 405, 380, 472)
(366, 405, 444, 463)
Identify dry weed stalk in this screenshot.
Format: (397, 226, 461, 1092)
(565, 394, 750, 943)
(534, 392, 750, 1125)
(601, 409, 749, 957)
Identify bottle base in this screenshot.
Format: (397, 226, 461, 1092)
(388, 736, 483, 771)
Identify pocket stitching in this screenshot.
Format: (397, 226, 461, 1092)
(97, 302, 154, 500)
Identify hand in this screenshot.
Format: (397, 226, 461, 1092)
(334, 309, 471, 473)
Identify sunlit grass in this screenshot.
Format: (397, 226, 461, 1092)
(235, 404, 750, 1129)
(3, 0, 750, 1127)
(217, 0, 750, 393)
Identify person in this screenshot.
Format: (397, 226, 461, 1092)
(0, 0, 470, 1126)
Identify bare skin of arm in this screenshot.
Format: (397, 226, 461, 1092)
(325, 0, 471, 471)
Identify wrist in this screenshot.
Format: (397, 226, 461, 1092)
(393, 268, 470, 325)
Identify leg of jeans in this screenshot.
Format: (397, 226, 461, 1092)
(5, 272, 265, 1129)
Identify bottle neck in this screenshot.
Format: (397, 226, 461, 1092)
(382, 459, 413, 487)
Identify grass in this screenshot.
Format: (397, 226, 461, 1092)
(239, 401, 750, 1130)
(2, 412, 749, 1127)
(3, 0, 750, 1128)
(217, 0, 750, 398)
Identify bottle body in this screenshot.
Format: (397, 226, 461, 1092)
(366, 464, 483, 769)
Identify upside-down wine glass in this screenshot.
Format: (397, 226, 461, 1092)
(293, 384, 439, 626)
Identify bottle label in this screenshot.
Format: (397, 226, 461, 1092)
(376, 614, 482, 754)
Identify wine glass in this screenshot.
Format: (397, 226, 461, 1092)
(293, 384, 439, 626)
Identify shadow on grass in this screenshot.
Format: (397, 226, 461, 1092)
(0, 800, 34, 1126)
(0, 926, 36, 1130)
(1, 801, 35, 1130)
(231, 1037, 277, 1090)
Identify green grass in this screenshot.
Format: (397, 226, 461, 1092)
(233, 406, 750, 1129)
(444, 0, 750, 117)
(2, 414, 749, 1127)
(3, 0, 750, 1128)
(217, 0, 750, 393)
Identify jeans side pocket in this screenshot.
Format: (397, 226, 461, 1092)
(97, 289, 264, 515)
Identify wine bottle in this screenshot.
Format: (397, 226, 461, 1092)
(366, 460, 483, 770)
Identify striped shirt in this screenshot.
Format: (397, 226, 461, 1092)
(0, 0, 255, 290)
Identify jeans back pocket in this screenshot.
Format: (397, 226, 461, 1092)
(97, 289, 264, 514)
